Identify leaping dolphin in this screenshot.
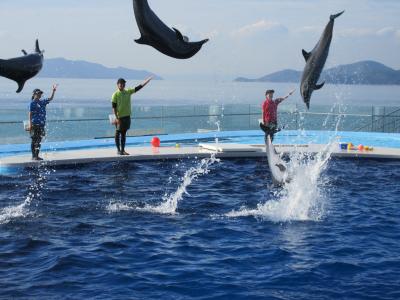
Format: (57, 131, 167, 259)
(132, 0, 209, 59)
(300, 11, 344, 109)
(265, 135, 291, 186)
(0, 39, 44, 93)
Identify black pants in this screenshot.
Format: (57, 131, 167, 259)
(115, 116, 131, 152)
(260, 122, 279, 143)
(30, 125, 45, 158)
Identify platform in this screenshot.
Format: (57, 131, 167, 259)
(1, 142, 400, 169)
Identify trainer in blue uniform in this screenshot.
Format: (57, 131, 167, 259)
(28, 84, 58, 160)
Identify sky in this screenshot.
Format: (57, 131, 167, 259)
(0, 0, 399, 79)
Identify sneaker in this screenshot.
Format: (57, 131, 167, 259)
(117, 151, 123, 155)
(121, 151, 130, 156)
(32, 156, 43, 161)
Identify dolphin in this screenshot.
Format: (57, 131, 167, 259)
(0, 39, 44, 93)
(265, 135, 291, 186)
(300, 11, 344, 109)
(132, 0, 209, 59)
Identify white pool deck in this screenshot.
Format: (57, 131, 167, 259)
(1, 142, 400, 168)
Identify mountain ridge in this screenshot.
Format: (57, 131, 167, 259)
(38, 57, 162, 80)
(235, 61, 400, 85)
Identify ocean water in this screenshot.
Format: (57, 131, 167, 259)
(1, 154, 400, 299)
(1, 78, 400, 144)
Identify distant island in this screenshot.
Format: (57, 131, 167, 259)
(38, 57, 162, 80)
(235, 61, 400, 85)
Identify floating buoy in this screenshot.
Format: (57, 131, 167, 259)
(347, 143, 354, 150)
(175, 143, 180, 148)
(357, 144, 364, 151)
(151, 136, 160, 147)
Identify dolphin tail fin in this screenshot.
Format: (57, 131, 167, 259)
(135, 36, 149, 45)
(16, 80, 26, 93)
(315, 81, 325, 90)
(330, 10, 344, 20)
(302, 49, 311, 61)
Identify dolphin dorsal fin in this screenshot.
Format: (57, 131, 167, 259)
(35, 39, 41, 53)
(172, 27, 185, 42)
(21, 49, 28, 55)
(302, 49, 311, 61)
(315, 81, 325, 90)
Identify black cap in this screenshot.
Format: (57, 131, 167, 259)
(32, 88, 43, 95)
(265, 89, 275, 95)
(117, 78, 126, 84)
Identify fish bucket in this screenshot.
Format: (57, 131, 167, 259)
(23, 120, 29, 131)
(109, 114, 116, 125)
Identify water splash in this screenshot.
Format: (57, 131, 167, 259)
(0, 195, 33, 225)
(0, 165, 51, 225)
(227, 140, 336, 222)
(140, 154, 220, 215)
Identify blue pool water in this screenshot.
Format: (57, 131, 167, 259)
(1, 155, 400, 299)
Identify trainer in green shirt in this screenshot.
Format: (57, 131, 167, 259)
(111, 76, 153, 155)
(112, 88, 136, 118)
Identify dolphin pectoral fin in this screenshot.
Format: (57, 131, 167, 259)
(183, 35, 189, 42)
(302, 49, 311, 61)
(21, 49, 28, 55)
(172, 27, 185, 42)
(314, 81, 325, 90)
(16, 80, 26, 93)
(275, 163, 286, 172)
(135, 36, 149, 45)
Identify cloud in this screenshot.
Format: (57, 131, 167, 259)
(231, 20, 288, 38)
(338, 27, 400, 40)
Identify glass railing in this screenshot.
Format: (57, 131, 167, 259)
(1, 104, 399, 145)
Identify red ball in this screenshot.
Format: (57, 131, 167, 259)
(151, 137, 160, 147)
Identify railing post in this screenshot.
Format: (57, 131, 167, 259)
(371, 106, 374, 132)
(383, 107, 386, 132)
(161, 106, 164, 131)
(248, 104, 251, 129)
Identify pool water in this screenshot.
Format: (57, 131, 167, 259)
(1, 156, 399, 299)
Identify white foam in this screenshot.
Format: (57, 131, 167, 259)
(106, 201, 134, 213)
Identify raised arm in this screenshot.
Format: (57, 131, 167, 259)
(48, 84, 58, 101)
(276, 89, 295, 104)
(134, 76, 153, 92)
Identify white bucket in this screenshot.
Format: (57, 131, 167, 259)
(23, 120, 30, 131)
(109, 114, 117, 125)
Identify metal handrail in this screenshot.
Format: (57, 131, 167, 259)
(354, 107, 400, 131)
(0, 111, 374, 124)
